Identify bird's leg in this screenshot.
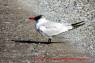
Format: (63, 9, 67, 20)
(48, 38, 51, 43)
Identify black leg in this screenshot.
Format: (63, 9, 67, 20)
(48, 38, 51, 43)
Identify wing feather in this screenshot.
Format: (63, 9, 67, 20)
(39, 21, 73, 36)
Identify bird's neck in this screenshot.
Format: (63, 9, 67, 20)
(37, 18, 47, 24)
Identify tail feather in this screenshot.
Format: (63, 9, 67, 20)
(72, 21, 85, 29)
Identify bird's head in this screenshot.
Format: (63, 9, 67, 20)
(28, 15, 44, 21)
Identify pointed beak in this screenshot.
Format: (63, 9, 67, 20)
(28, 16, 36, 20)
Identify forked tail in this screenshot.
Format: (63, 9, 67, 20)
(72, 21, 85, 29)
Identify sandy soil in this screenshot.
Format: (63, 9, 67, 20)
(0, 0, 94, 63)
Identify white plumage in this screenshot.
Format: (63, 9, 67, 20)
(36, 18, 73, 37)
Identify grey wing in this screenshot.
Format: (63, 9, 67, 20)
(39, 21, 73, 36)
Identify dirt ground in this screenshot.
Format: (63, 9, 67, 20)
(0, 0, 94, 63)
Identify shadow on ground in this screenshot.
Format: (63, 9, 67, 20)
(12, 40, 64, 44)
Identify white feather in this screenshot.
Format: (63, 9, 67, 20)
(36, 18, 73, 37)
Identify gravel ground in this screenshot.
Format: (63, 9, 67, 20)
(0, 0, 95, 63)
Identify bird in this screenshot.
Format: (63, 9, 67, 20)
(28, 15, 85, 43)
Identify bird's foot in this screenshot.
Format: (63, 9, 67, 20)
(48, 38, 51, 43)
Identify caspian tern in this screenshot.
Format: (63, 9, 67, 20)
(29, 15, 85, 43)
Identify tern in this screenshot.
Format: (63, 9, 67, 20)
(28, 15, 85, 43)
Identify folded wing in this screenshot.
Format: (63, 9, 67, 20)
(39, 21, 73, 36)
